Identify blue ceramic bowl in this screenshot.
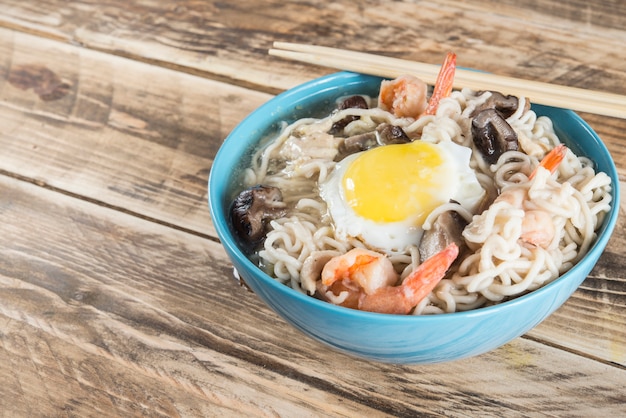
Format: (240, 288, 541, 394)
(208, 72, 619, 364)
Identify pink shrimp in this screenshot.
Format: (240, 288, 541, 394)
(496, 144, 568, 248)
(378, 74, 428, 118)
(378, 52, 457, 119)
(317, 243, 459, 314)
(520, 210, 555, 248)
(528, 143, 567, 180)
(423, 52, 457, 116)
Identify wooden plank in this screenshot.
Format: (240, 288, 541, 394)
(0, 27, 624, 366)
(0, 28, 272, 236)
(1, 174, 625, 416)
(475, 0, 626, 31)
(0, 28, 624, 231)
(0, 1, 625, 414)
(3, 0, 626, 178)
(0, 175, 387, 417)
(0, 0, 625, 97)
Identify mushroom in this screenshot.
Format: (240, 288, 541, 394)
(335, 123, 410, 161)
(376, 123, 411, 145)
(471, 91, 519, 118)
(328, 95, 369, 135)
(336, 132, 377, 160)
(419, 210, 468, 263)
(471, 108, 519, 164)
(230, 185, 287, 245)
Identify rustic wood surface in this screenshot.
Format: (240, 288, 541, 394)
(0, 0, 624, 416)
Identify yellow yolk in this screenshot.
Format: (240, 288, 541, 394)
(319, 139, 485, 254)
(342, 141, 451, 225)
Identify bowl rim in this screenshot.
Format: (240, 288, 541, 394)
(209, 71, 620, 324)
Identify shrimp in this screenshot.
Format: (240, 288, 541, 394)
(317, 244, 459, 314)
(529, 143, 567, 180)
(520, 210, 555, 248)
(423, 52, 457, 115)
(378, 74, 428, 119)
(495, 144, 568, 248)
(378, 52, 457, 119)
(319, 248, 399, 307)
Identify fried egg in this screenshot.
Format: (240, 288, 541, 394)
(320, 140, 485, 253)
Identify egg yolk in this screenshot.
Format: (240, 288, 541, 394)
(342, 141, 454, 224)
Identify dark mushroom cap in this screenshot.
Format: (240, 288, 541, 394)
(230, 185, 287, 245)
(472, 91, 523, 119)
(336, 132, 378, 160)
(335, 123, 410, 161)
(328, 95, 369, 135)
(471, 108, 519, 165)
(419, 209, 468, 263)
(376, 123, 411, 145)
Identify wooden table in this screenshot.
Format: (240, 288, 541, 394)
(1, 1, 625, 416)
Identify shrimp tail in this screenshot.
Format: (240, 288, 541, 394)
(423, 52, 457, 116)
(358, 243, 459, 314)
(529, 143, 567, 180)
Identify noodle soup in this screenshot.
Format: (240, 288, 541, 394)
(228, 75, 612, 315)
(209, 71, 619, 363)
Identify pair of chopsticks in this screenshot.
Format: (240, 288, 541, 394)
(269, 42, 625, 119)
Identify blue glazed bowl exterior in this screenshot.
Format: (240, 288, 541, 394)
(208, 72, 620, 364)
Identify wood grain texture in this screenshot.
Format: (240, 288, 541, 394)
(0, 9, 626, 370)
(0, 16, 624, 366)
(1, 0, 625, 176)
(0, 0, 626, 415)
(0, 28, 271, 236)
(1, 175, 625, 416)
(0, 0, 624, 95)
(479, 0, 626, 31)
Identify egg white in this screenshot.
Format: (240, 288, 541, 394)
(319, 140, 485, 254)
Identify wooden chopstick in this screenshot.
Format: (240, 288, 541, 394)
(269, 42, 626, 119)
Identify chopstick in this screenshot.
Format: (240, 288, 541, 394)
(269, 42, 626, 119)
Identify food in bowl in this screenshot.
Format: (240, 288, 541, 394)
(227, 54, 613, 316)
(209, 68, 619, 363)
